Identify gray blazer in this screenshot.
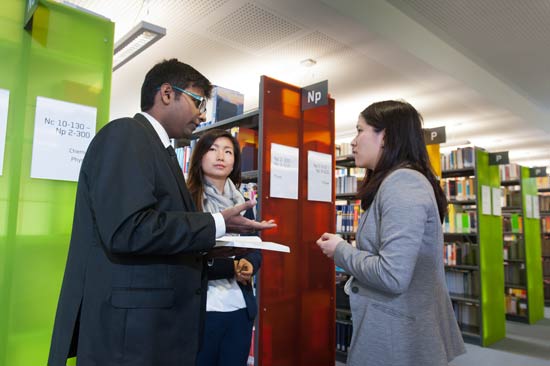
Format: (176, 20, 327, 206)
(334, 169, 465, 366)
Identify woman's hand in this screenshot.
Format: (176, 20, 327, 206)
(316, 233, 345, 259)
(234, 258, 253, 285)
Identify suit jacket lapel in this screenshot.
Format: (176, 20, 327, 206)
(133, 114, 196, 211)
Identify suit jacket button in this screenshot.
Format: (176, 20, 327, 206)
(195, 288, 202, 295)
(351, 286, 358, 293)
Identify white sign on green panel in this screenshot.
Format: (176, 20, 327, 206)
(30, 96, 96, 182)
(0, 88, 8, 176)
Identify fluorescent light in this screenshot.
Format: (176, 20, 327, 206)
(440, 139, 471, 148)
(113, 21, 166, 71)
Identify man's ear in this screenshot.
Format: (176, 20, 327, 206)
(158, 84, 172, 105)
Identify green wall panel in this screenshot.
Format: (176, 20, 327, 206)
(0, 1, 113, 365)
(521, 167, 544, 323)
(476, 149, 505, 346)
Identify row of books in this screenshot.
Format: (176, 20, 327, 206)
(240, 182, 257, 201)
(505, 289, 528, 316)
(441, 177, 476, 201)
(502, 187, 522, 208)
(335, 167, 365, 178)
(443, 206, 477, 233)
(336, 143, 353, 157)
(504, 265, 526, 286)
(503, 235, 525, 260)
(335, 201, 363, 233)
(542, 236, 550, 257)
(540, 195, 550, 212)
(536, 176, 550, 189)
(542, 258, 550, 275)
(175, 144, 193, 175)
(445, 270, 480, 297)
(335, 321, 353, 353)
(441, 147, 475, 171)
(542, 217, 550, 234)
(443, 242, 478, 266)
(336, 175, 358, 195)
(452, 302, 480, 328)
(503, 214, 523, 233)
(499, 164, 521, 182)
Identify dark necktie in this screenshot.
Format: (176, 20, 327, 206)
(166, 145, 180, 167)
(166, 145, 195, 209)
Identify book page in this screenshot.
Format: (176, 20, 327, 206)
(216, 236, 290, 253)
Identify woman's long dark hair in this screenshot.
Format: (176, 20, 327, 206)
(357, 100, 448, 222)
(187, 129, 242, 211)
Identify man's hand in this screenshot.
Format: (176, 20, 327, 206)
(221, 200, 277, 234)
(234, 258, 253, 285)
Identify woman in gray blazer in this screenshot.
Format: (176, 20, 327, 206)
(317, 100, 465, 365)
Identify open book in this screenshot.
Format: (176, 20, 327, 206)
(215, 236, 290, 253)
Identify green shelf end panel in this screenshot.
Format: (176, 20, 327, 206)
(521, 167, 544, 324)
(476, 150, 505, 346)
(0, 1, 114, 366)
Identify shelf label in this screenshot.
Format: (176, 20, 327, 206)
(533, 195, 540, 219)
(0, 88, 9, 176)
(489, 151, 509, 165)
(530, 166, 547, 177)
(30, 96, 97, 182)
(423, 126, 446, 145)
(301, 80, 328, 111)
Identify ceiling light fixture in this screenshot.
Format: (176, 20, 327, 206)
(440, 139, 471, 148)
(113, 21, 166, 71)
(300, 58, 317, 67)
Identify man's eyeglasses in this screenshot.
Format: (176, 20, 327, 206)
(159, 85, 207, 114)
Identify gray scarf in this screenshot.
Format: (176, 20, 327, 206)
(202, 178, 245, 214)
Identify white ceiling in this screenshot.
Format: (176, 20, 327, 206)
(63, 0, 550, 168)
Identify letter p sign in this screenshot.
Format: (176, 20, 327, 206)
(302, 80, 328, 111)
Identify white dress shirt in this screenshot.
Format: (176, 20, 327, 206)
(139, 112, 226, 238)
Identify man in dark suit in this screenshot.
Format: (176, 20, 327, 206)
(48, 59, 275, 366)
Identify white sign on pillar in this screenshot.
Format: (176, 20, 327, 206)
(30, 96, 97, 182)
(270, 143, 299, 200)
(307, 151, 332, 202)
(0, 89, 9, 176)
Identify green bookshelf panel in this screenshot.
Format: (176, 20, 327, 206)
(476, 150, 505, 346)
(0, 1, 113, 365)
(521, 167, 544, 324)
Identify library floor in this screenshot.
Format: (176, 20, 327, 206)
(335, 307, 550, 366)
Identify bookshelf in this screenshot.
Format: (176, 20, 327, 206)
(499, 164, 545, 323)
(505, 166, 544, 324)
(333, 153, 360, 362)
(537, 179, 550, 307)
(191, 76, 336, 366)
(441, 147, 505, 346)
(500, 164, 528, 322)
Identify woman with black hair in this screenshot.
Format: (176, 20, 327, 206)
(317, 100, 465, 365)
(188, 129, 271, 366)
